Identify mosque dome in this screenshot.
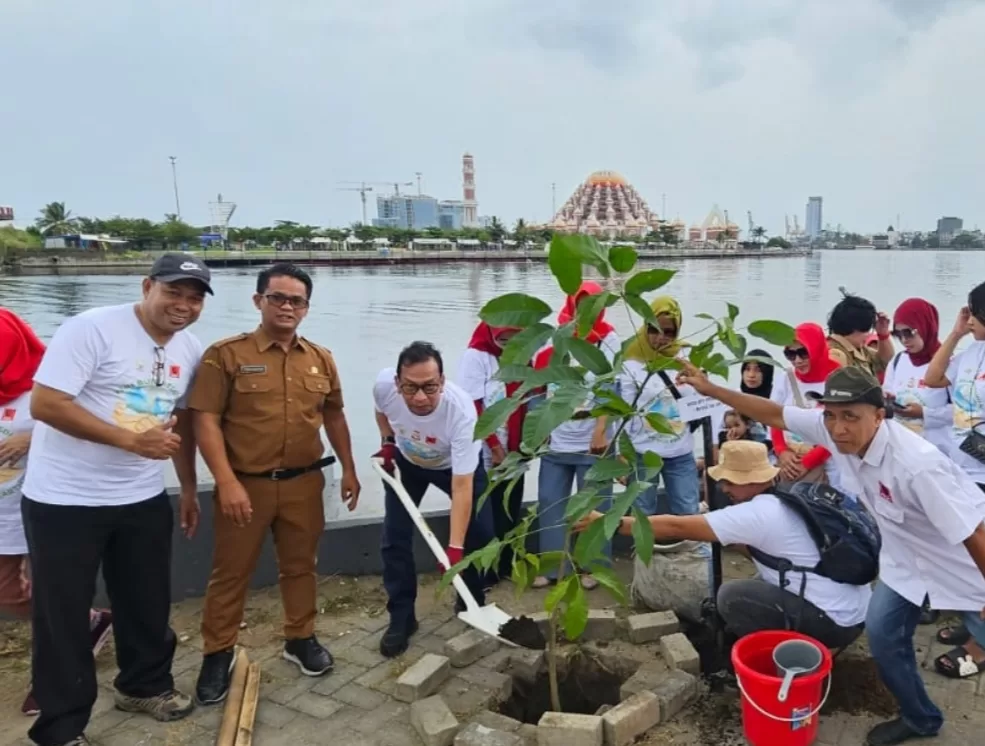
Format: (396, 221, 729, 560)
(551, 171, 656, 236)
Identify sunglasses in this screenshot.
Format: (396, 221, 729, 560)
(647, 324, 678, 338)
(783, 347, 809, 362)
(892, 328, 917, 341)
(263, 292, 310, 309)
(399, 381, 441, 396)
(152, 346, 166, 387)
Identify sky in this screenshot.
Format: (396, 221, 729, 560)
(3, 0, 984, 234)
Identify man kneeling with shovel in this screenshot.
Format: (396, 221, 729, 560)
(576, 440, 871, 651)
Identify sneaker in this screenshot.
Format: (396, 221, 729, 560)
(114, 689, 195, 722)
(283, 636, 334, 677)
(865, 718, 938, 745)
(57, 738, 89, 746)
(195, 648, 236, 705)
(380, 617, 418, 658)
(89, 609, 114, 657)
(21, 690, 39, 717)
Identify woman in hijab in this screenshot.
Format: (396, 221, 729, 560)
(769, 323, 842, 486)
(618, 296, 703, 517)
(737, 349, 775, 445)
(531, 282, 620, 589)
(0, 309, 112, 716)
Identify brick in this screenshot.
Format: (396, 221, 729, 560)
(650, 670, 698, 721)
(455, 722, 525, 746)
(332, 682, 388, 710)
(536, 712, 604, 746)
(508, 649, 545, 682)
(285, 691, 345, 719)
(255, 699, 299, 728)
(395, 653, 452, 702)
(626, 612, 680, 644)
(458, 667, 514, 702)
(601, 691, 660, 745)
(619, 665, 665, 701)
(445, 629, 501, 668)
(518, 724, 539, 746)
(594, 705, 613, 716)
(659, 633, 700, 675)
(471, 709, 523, 732)
(476, 648, 513, 673)
(583, 610, 619, 641)
(411, 695, 460, 746)
(440, 676, 501, 719)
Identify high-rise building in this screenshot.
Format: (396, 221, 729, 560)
(437, 200, 465, 231)
(937, 216, 963, 246)
(805, 197, 823, 239)
(374, 194, 440, 230)
(462, 153, 478, 228)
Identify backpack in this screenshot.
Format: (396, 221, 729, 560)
(748, 481, 881, 588)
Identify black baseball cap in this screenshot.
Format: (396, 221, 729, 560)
(148, 253, 213, 295)
(805, 367, 885, 407)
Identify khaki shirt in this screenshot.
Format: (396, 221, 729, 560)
(827, 333, 887, 377)
(187, 328, 344, 474)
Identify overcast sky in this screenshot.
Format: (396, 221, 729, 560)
(3, 0, 983, 234)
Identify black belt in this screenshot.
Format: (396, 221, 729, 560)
(237, 455, 336, 482)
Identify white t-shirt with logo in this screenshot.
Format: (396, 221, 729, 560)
(946, 341, 985, 483)
(373, 368, 481, 475)
(23, 304, 203, 507)
(0, 393, 34, 554)
(705, 493, 871, 627)
(883, 353, 952, 456)
(544, 332, 621, 454)
(456, 348, 508, 469)
(618, 359, 694, 459)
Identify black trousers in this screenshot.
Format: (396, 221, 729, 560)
(23, 493, 177, 746)
(488, 473, 526, 580)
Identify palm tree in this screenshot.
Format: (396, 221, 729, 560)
(36, 201, 76, 235)
(752, 226, 767, 243)
(488, 216, 506, 244)
(513, 217, 528, 244)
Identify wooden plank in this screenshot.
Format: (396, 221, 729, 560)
(234, 662, 261, 746)
(216, 649, 249, 746)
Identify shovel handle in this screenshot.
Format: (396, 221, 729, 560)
(370, 459, 480, 613)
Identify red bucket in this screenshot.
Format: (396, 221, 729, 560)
(732, 630, 833, 746)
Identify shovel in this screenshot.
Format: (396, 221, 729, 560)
(370, 458, 520, 647)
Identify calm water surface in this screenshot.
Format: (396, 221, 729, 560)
(3, 251, 984, 518)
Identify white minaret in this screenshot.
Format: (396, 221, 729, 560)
(462, 153, 478, 228)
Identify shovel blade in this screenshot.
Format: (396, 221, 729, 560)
(457, 604, 519, 648)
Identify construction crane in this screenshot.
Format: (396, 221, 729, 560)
(336, 183, 374, 225)
(747, 211, 755, 238)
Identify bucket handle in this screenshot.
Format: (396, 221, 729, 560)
(735, 673, 832, 724)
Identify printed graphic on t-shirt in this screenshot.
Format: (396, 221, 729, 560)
(396, 429, 445, 469)
(952, 368, 985, 434)
(894, 375, 930, 433)
(112, 377, 182, 433)
(0, 418, 26, 498)
(645, 390, 686, 442)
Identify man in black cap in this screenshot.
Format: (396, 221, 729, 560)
(677, 363, 985, 746)
(22, 253, 211, 746)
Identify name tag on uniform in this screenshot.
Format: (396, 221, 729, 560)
(239, 365, 267, 374)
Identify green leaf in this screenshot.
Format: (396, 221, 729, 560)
(695, 312, 715, 321)
(591, 390, 635, 417)
(645, 412, 675, 435)
(545, 574, 577, 614)
(688, 338, 715, 368)
(547, 234, 609, 295)
(497, 364, 583, 388)
(624, 293, 657, 325)
(641, 450, 664, 478)
(536, 551, 565, 578)
(727, 302, 740, 321)
(511, 556, 529, 594)
(573, 516, 608, 567)
(723, 329, 746, 360)
(624, 268, 676, 296)
(478, 540, 502, 572)
(605, 482, 642, 538)
(499, 323, 554, 366)
(522, 387, 584, 450)
(584, 456, 632, 483)
(608, 245, 638, 273)
(631, 506, 655, 566)
(565, 337, 612, 375)
(575, 291, 616, 339)
(586, 564, 628, 605)
(618, 432, 637, 465)
(564, 485, 605, 521)
(562, 583, 589, 641)
(480, 293, 553, 328)
(475, 391, 526, 441)
(748, 320, 796, 347)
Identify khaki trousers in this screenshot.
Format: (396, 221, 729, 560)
(201, 470, 325, 654)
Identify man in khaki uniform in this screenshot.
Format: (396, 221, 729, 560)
(826, 293, 895, 378)
(187, 263, 360, 705)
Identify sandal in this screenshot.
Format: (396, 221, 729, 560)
(580, 574, 599, 591)
(934, 646, 985, 679)
(935, 625, 971, 646)
(531, 576, 555, 589)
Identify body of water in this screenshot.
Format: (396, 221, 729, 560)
(3, 251, 982, 519)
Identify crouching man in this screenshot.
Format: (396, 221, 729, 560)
(576, 440, 870, 651)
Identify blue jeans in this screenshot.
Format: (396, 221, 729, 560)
(632, 452, 701, 516)
(866, 581, 985, 735)
(537, 452, 613, 580)
(381, 452, 495, 624)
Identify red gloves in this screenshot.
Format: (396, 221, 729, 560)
(440, 545, 464, 573)
(373, 442, 397, 474)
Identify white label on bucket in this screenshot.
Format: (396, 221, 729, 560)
(791, 706, 813, 731)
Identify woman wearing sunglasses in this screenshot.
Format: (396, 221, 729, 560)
(768, 323, 843, 486)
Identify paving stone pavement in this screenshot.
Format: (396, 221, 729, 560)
(2, 567, 984, 745)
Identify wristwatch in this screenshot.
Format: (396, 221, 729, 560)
(382, 435, 396, 446)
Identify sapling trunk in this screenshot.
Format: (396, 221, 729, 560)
(546, 526, 573, 713)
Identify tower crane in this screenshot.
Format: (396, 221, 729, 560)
(747, 211, 755, 239)
(336, 182, 374, 225)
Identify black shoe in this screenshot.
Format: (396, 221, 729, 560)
(283, 636, 334, 677)
(866, 718, 939, 745)
(380, 618, 418, 658)
(195, 648, 235, 705)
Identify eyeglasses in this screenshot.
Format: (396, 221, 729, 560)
(892, 328, 917, 341)
(647, 324, 678, 338)
(783, 347, 809, 361)
(399, 382, 441, 396)
(152, 346, 166, 387)
(263, 292, 309, 309)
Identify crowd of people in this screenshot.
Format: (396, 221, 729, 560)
(2, 256, 985, 746)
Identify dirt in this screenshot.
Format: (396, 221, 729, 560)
(822, 655, 897, 717)
(498, 650, 633, 724)
(499, 615, 547, 650)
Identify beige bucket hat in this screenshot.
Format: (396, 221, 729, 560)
(707, 440, 780, 484)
